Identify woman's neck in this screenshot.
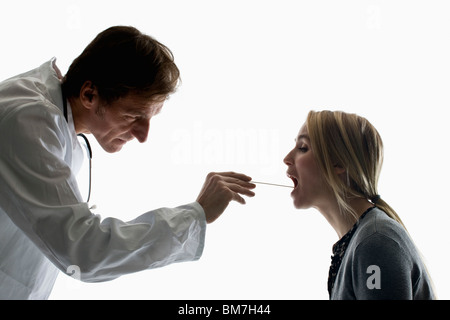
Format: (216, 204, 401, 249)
(316, 197, 374, 239)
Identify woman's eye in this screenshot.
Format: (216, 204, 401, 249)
(298, 146, 308, 152)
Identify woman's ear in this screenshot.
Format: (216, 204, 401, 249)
(333, 164, 346, 175)
(334, 164, 349, 186)
(79, 81, 98, 110)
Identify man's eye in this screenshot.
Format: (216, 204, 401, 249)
(124, 115, 137, 121)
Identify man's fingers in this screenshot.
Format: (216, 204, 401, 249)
(219, 175, 256, 188)
(216, 174, 256, 198)
(232, 192, 246, 205)
(227, 183, 256, 198)
(197, 171, 256, 223)
(213, 171, 253, 182)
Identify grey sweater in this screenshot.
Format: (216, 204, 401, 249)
(330, 207, 435, 300)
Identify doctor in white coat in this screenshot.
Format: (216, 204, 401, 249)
(0, 26, 256, 299)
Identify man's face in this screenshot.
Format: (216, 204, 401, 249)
(88, 94, 164, 153)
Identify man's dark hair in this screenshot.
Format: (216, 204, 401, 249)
(62, 26, 180, 103)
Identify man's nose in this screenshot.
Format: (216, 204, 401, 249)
(131, 119, 150, 143)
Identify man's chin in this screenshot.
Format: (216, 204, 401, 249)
(102, 140, 126, 153)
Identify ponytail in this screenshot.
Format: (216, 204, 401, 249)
(372, 196, 407, 231)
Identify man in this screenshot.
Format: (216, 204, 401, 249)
(0, 26, 255, 299)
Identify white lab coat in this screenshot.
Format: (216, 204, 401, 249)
(0, 59, 206, 300)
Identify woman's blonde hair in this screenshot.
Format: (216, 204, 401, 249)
(306, 110, 405, 228)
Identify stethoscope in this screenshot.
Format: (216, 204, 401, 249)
(62, 93, 92, 203)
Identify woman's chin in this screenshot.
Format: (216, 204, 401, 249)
(292, 196, 309, 210)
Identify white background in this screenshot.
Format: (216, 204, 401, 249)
(1, 0, 449, 300)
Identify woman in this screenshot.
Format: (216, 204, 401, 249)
(283, 110, 435, 299)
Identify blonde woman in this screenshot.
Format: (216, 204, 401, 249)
(283, 110, 435, 300)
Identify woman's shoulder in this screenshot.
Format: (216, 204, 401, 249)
(349, 208, 417, 261)
(356, 207, 407, 237)
(338, 208, 434, 300)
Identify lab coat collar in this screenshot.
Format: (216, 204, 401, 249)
(38, 58, 83, 173)
(41, 58, 78, 145)
(39, 58, 65, 113)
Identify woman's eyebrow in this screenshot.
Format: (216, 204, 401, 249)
(295, 134, 310, 142)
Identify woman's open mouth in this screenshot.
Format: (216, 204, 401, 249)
(287, 173, 298, 188)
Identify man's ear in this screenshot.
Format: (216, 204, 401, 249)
(79, 81, 98, 110)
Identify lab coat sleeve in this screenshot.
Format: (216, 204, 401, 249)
(0, 102, 206, 282)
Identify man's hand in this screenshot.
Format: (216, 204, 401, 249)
(196, 172, 256, 224)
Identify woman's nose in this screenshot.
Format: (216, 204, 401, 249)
(283, 149, 294, 166)
(131, 119, 150, 143)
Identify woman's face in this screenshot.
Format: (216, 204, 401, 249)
(283, 123, 332, 210)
